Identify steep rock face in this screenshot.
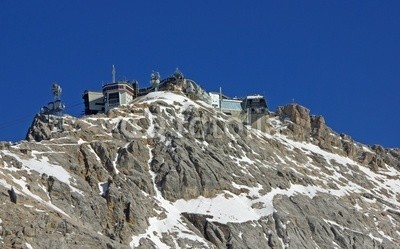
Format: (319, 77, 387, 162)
(26, 114, 54, 142)
(275, 103, 394, 172)
(1, 91, 400, 248)
(275, 104, 337, 146)
(276, 104, 312, 132)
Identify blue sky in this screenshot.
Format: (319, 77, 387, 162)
(0, 1, 399, 148)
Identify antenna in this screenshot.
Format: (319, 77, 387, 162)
(112, 65, 116, 83)
(150, 71, 160, 91)
(41, 83, 65, 130)
(219, 86, 222, 112)
(174, 67, 184, 79)
(52, 83, 62, 101)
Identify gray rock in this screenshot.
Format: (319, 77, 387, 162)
(0, 87, 399, 248)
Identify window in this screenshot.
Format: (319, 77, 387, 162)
(108, 92, 120, 105)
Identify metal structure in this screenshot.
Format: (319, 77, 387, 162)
(52, 83, 62, 100)
(39, 83, 65, 130)
(173, 68, 184, 80)
(150, 71, 161, 91)
(50, 83, 65, 117)
(40, 83, 65, 116)
(112, 65, 116, 83)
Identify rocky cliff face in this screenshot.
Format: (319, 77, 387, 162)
(1, 90, 400, 249)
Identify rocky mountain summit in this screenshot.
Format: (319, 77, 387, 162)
(0, 87, 400, 248)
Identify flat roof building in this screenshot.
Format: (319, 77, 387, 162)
(221, 99, 243, 112)
(103, 82, 136, 112)
(82, 66, 139, 115)
(82, 91, 104, 115)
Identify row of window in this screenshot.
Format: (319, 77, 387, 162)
(221, 100, 243, 111)
(103, 84, 135, 95)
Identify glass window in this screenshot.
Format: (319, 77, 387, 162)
(108, 92, 120, 105)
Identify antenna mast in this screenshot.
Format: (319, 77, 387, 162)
(219, 86, 222, 112)
(150, 71, 161, 91)
(112, 65, 116, 83)
(52, 83, 62, 101)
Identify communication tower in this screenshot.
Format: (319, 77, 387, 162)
(52, 83, 62, 100)
(150, 71, 161, 91)
(51, 83, 65, 117)
(173, 67, 184, 80)
(40, 83, 65, 130)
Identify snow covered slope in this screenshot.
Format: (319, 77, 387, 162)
(1, 90, 399, 248)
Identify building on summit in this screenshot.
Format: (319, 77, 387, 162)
(82, 91, 103, 115)
(102, 81, 137, 113)
(82, 67, 197, 115)
(82, 66, 268, 130)
(210, 92, 267, 114)
(82, 65, 138, 115)
(209, 90, 268, 131)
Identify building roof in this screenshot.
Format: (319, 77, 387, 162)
(246, 94, 264, 99)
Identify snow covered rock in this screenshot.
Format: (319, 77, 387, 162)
(0, 90, 399, 248)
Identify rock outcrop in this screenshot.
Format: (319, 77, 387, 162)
(0, 90, 399, 248)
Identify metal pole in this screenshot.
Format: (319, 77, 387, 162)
(219, 86, 222, 112)
(112, 65, 116, 83)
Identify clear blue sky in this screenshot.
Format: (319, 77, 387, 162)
(0, 1, 399, 148)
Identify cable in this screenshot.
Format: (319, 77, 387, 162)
(64, 102, 83, 110)
(0, 116, 33, 130)
(0, 101, 84, 131)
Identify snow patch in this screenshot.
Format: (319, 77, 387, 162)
(98, 181, 109, 196)
(175, 184, 320, 224)
(0, 177, 69, 217)
(2, 151, 82, 195)
(140, 91, 200, 109)
(111, 153, 120, 175)
(130, 145, 209, 248)
(77, 138, 86, 144)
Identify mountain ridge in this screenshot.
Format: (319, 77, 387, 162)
(0, 88, 399, 248)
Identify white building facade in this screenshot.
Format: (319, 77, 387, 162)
(102, 82, 135, 112)
(209, 92, 220, 108)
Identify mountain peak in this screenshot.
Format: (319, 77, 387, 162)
(2, 83, 400, 248)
